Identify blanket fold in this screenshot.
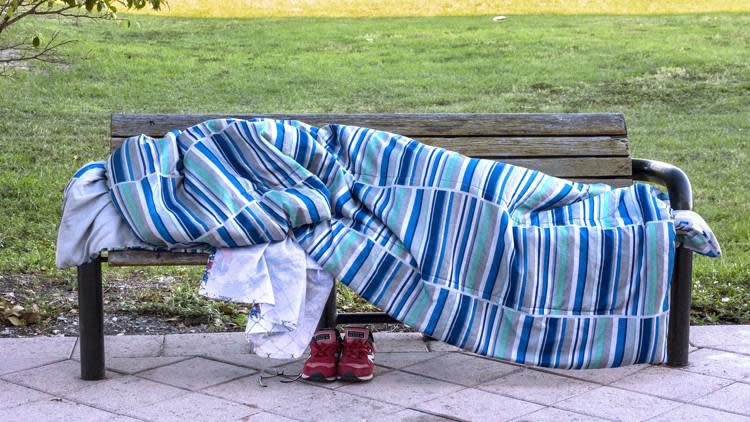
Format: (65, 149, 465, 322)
(59, 118, 720, 369)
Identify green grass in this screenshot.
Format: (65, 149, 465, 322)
(129, 0, 750, 17)
(1, 13, 748, 324)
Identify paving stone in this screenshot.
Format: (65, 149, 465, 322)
(374, 332, 429, 352)
(72, 335, 163, 359)
(691, 325, 750, 354)
(262, 358, 307, 376)
(106, 356, 188, 374)
(0, 398, 137, 422)
(425, 341, 461, 352)
(337, 370, 463, 407)
(204, 373, 330, 410)
(206, 353, 298, 370)
(0, 357, 69, 377)
(1, 359, 119, 395)
(371, 409, 453, 421)
(0, 337, 77, 375)
(0, 379, 52, 410)
(163, 332, 250, 356)
(611, 365, 732, 401)
(543, 364, 648, 385)
(375, 352, 446, 369)
(401, 352, 519, 386)
(325, 365, 393, 389)
(704, 344, 750, 355)
(139, 356, 254, 390)
(65, 376, 187, 413)
(512, 407, 607, 421)
(479, 368, 598, 405)
(695, 382, 750, 415)
(5, 329, 750, 422)
(130, 392, 260, 421)
(271, 388, 401, 421)
(649, 404, 750, 422)
(0, 336, 77, 359)
(239, 412, 299, 421)
(682, 348, 750, 381)
(415, 387, 542, 421)
(555, 386, 680, 421)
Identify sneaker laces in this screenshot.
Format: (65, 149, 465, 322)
(310, 340, 339, 358)
(343, 340, 371, 361)
(257, 369, 301, 387)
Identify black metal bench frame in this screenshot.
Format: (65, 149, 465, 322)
(76, 115, 694, 380)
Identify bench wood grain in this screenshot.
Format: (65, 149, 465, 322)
(111, 113, 627, 138)
(108, 250, 209, 266)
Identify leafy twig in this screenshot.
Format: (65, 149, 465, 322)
(0, 0, 164, 75)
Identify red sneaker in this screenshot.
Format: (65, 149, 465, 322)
(337, 326, 375, 382)
(301, 329, 340, 382)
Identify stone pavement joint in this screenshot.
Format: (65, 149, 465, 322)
(0, 325, 749, 421)
(72, 334, 164, 359)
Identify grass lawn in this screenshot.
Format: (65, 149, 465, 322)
(133, 0, 750, 17)
(0, 12, 748, 328)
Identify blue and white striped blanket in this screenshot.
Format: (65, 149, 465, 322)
(102, 118, 719, 368)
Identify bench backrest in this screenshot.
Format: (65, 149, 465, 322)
(110, 113, 631, 187)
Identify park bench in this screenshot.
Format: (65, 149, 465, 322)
(77, 113, 694, 380)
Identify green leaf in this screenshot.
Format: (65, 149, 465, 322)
(85, 0, 96, 12)
(103, 0, 117, 13)
(32, 36, 41, 48)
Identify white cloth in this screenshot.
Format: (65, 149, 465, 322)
(200, 239, 334, 359)
(55, 163, 151, 268)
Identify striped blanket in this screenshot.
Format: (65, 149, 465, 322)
(104, 118, 718, 368)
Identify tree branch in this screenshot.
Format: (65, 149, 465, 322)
(2, 3, 81, 34)
(0, 0, 164, 76)
(0, 32, 74, 66)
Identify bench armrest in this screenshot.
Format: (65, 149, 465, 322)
(632, 158, 694, 367)
(632, 158, 693, 211)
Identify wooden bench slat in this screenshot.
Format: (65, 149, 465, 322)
(422, 136, 629, 157)
(111, 113, 627, 138)
(107, 250, 209, 266)
(494, 157, 631, 178)
(111, 135, 630, 157)
(570, 178, 633, 188)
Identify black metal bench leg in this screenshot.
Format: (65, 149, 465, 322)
(632, 159, 695, 368)
(78, 259, 105, 380)
(667, 246, 693, 367)
(318, 282, 338, 329)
